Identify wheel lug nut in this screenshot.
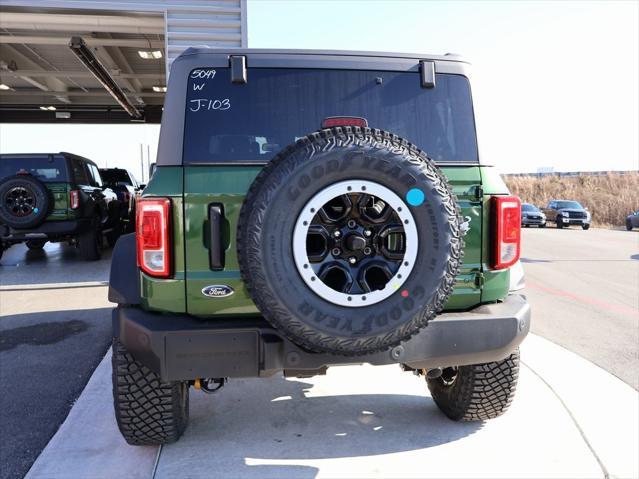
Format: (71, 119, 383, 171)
(364, 229, 372, 237)
(347, 220, 357, 229)
(333, 230, 341, 238)
(348, 256, 357, 265)
(363, 247, 372, 255)
(332, 248, 341, 256)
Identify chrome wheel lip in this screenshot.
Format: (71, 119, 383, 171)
(292, 180, 418, 308)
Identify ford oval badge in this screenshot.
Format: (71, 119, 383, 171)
(201, 285, 234, 298)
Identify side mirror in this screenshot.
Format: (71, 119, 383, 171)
(138, 184, 146, 190)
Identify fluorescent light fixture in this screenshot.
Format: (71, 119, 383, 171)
(138, 50, 162, 60)
(0, 83, 10, 90)
(40, 105, 56, 111)
(56, 111, 71, 119)
(152, 85, 167, 93)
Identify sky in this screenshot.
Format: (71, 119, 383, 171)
(0, 0, 637, 176)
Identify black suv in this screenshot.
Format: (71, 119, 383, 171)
(0, 152, 123, 260)
(99, 167, 142, 231)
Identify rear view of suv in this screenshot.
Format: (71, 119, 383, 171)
(0, 152, 122, 260)
(109, 49, 530, 445)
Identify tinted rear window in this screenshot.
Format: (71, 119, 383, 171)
(0, 157, 67, 182)
(100, 169, 131, 185)
(184, 68, 478, 164)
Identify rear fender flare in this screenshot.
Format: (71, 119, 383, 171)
(108, 233, 140, 306)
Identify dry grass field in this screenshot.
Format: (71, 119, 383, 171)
(503, 173, 639, 228)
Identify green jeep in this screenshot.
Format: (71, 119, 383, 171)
(109, 49, 530, 445)
(0, 152, 123, 261)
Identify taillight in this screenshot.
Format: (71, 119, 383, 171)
(136, 197, 172, 278)
(69, 190, 80, 209)
(491, 195, 521, 270)
(321, 116, 368, 128)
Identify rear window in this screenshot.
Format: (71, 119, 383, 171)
(0, 157, 67, 182)
(100, 169, 132, 186)
(184, 68, 478, 164)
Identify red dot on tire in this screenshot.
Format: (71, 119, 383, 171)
(401, 290, 409, 298)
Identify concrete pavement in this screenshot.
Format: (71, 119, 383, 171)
(0, 243, 113, 479)
(24, 334, 638, 479)
(521, 227, 639, 389)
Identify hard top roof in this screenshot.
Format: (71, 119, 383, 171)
(178, 47, 468, 64)
(0, 152, 96, 165)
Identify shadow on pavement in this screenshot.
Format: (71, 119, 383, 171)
(159, 373, 483, 478)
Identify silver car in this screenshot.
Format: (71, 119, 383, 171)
(521, 203, 546, 227)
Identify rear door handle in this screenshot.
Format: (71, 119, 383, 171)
(209, 204, 224, 270)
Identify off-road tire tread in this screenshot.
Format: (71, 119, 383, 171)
(427, 349, 520, 421)
(112, 339, 189, 445)
(237, 127, 463, 355)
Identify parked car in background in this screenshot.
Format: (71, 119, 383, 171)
(542, 200, 591, 230)
(99, 167, 141, 231)
(626, 211, 639, 231)
(521, 203, 546, 227)
(0, 152, 123, 261)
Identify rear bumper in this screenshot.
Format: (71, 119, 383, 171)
(0, 219, 90, 241)
(113, 294, 531, 382)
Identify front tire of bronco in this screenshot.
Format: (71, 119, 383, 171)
(427, 349, 520, 421)
(112, 339, 189, 445)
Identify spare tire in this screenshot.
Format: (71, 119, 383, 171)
(238, 127, 463, 355)
(0, 175, 51, 229)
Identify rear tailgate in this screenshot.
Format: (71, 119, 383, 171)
(183, 165, 483, 316)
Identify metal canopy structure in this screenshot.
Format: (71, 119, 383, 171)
(0, 1, 247, 123)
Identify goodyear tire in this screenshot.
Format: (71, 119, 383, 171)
(238, 127, 462, 356)
(112, 339, 189, 445)
(427, 349, 520, 421)
(0, 175, 50, 229)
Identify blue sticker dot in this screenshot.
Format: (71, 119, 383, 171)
(406, 188, 425, 207)
(34, 207, 39, 213)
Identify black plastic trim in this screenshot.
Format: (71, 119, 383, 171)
(108, 233, 141, 305)
(0, 218, 91, 239)
(230, 55, 247, 83)
(113, 294, 530, 382)
(420, 60, 436, 88)
(208, 203, 224, 270)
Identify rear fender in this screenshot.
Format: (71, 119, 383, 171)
(108, 233, 140, 305)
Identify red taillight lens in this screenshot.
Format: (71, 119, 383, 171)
(321, 116, 368, 129)
(136, 198, 171, 278)
(491, 195, 521, 270)
(69, 190, 80, 209)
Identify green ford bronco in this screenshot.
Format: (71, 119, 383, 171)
(0, 152, 123, 261)
(108, 49, 530, 445)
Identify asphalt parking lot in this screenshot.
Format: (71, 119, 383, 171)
(0, 243, 112, 479)
(1, 227, 638, 478)
(522, 226, 639, 389)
